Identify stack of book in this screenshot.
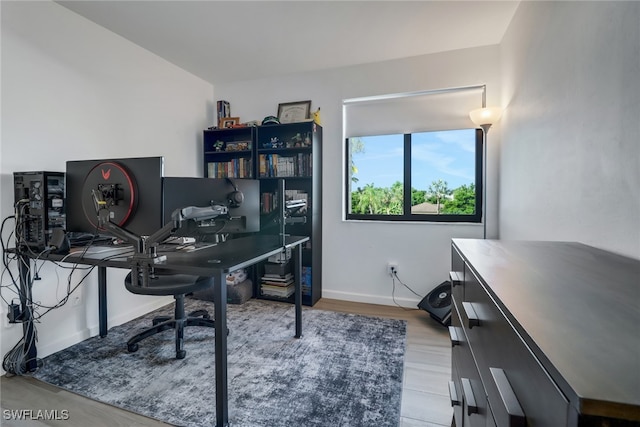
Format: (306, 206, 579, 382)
(260, 273, 294, 299)
(260, 260, 294, 299)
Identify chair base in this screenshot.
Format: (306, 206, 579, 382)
(127, 294, 215, 359)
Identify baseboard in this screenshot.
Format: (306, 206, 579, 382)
(87, 297, 173, 335)
(321, 289, 421, 309)
(38, 297, 172, 359)
(38, 329, 93, 359)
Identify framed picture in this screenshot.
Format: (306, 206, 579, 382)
(277, 101, 311, 123)
(220, 117, 240, 128)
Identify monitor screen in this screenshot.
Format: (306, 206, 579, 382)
(66, 157, 164, 237)
(163, 177, 260, 235)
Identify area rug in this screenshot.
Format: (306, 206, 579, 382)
(33, 298, 406, 427)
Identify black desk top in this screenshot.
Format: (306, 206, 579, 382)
(56, 234, 309, 275)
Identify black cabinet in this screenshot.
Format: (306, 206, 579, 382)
(450, 239, 640, 427)
(203, 122, 322, 306)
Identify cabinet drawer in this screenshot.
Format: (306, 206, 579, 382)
(452, 298, 490, 427)
(450, 357, 464, 427)
(461, 265, 569, 427)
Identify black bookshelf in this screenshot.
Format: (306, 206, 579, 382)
(203, 122, 322, 306)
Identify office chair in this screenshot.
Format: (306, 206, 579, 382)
(124, 272, 216, 359)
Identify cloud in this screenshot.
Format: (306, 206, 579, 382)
(412, 143, 474, 182)
(429, 130, 476, 153)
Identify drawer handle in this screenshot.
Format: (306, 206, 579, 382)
(448, 381, 461, 406)
(489, 368, 526, 427)
(461, 378, 478, 415)
(449, 271, 463, 287)
(449, 326, 461, 346)
(461, 301, 481, 328)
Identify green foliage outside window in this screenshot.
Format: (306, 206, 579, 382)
(442, 184, 476, 214)
(350, 180, 476, 215)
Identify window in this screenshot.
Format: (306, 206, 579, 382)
(343, 86, 487, 223)
(345, 128, 483, 222)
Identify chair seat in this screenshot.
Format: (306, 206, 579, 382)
(124, 272, 214, 296)
(123, 271, 217, 359)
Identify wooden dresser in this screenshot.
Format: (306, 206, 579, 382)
(449, 239, 640, 427)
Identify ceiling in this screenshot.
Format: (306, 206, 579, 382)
(57, 1, 520, 85)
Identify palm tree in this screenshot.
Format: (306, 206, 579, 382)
(427, 179, 451, 214)
(356, 184, 380, 214)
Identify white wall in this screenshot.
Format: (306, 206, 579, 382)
(499, 1, 640, 259)
(216, 46, 502, 308)
(0, 1, 213, 363)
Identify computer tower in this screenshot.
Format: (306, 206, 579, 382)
(417, 281, 452, 326)
(13, 171, 66, 250)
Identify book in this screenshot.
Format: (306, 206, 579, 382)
(261, 273, 293, 281)
(261, 284, 295, 298)
(261, 281, 294, 288)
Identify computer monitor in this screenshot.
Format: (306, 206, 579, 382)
(65, 157, 164, 237)
(163, 177, 260, 235)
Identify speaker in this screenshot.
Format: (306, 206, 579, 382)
(418, 281, 452, 326)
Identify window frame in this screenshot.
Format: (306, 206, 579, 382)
(344, 128, 484, 223)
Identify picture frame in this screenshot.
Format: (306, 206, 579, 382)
(277, 101, 312, 124)
(220, 117, 240, 128)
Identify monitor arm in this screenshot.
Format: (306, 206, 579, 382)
(93, 189, 145, 252)
(91, 189, 228, 287)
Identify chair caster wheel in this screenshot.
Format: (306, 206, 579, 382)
(176, 350, 186, 359)
(128, 343, 139, 353)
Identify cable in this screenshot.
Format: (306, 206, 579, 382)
(393, 271, 422, 297)
(1, 210, 90, 374)
(390, 270, 422, 311)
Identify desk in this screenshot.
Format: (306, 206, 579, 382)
(15, 234, 309, 427)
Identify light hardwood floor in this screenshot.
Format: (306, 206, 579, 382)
(1, 298, 452, 427)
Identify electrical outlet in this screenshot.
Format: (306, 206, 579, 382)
(387, 262, 398, 276)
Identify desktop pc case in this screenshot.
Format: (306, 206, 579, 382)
(13, 171, 66, 250)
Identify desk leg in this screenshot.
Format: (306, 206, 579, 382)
(213, 272, 229, 427)
(294, 244, 302, 339)
(98, 266, 107, 337)
(17, 253, 38, 372)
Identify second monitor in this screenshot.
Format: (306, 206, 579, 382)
(163, 177, 260, 236)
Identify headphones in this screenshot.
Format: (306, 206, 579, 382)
(225, 178, 244, 208)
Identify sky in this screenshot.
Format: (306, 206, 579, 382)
(350, 129, 477, 191)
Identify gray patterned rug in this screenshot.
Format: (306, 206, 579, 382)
(33, 298, 406, 427)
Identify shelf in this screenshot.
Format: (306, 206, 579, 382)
(258, 176, 311, 180)
(257, 147, 312, 153)
(204, 150, 252, 155)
